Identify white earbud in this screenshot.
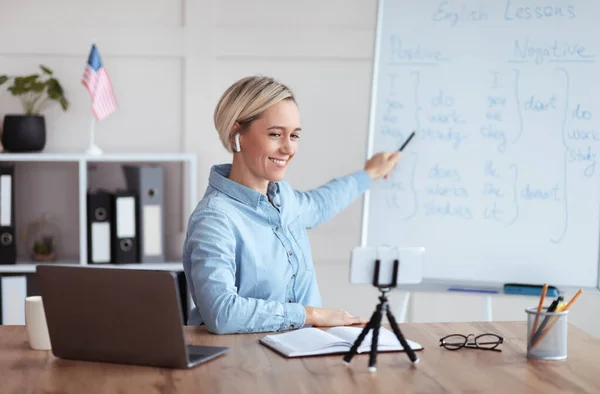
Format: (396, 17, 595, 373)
(234, 132, 241, 152)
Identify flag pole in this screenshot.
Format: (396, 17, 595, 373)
(85, 115, 103, 156)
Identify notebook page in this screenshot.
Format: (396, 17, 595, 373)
(284, 345, 352, 357)
(262, 327, 349, 356)
(327, 326, 422, 352)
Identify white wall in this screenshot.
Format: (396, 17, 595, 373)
(1, 0, 598, 338)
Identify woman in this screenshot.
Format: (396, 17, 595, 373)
(183, 76, 400, 334)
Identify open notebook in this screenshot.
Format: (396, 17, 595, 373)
(259, 326, 423, 358)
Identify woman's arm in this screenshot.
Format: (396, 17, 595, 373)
(293, 152, 400, 229)
(185, 208, 306, 334)
(304, 306, 368, 327)
(293, 170, 371, 229)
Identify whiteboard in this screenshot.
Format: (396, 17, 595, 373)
(361, 0, 600, 290)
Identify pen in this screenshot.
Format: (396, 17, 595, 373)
(398, 131, 416, 152)
(548, 297, 561, 311)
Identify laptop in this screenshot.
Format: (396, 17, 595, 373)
(36, 264, 228, 369)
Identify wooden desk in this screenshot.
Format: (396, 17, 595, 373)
(2, 321, 600, 393)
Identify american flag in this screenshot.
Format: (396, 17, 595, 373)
(82, 44, 117, 121)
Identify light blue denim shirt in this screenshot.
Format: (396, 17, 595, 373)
(182, 163, 371, 334)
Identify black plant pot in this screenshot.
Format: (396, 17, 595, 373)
(1, 115, 46, 153)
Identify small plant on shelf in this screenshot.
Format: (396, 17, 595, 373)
(32, 235, 56, 262)
(24, 213, 60, 262)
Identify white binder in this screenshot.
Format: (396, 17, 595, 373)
(1, 275, 27, 325)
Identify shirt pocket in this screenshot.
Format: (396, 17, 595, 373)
(288, 216, 314, 272)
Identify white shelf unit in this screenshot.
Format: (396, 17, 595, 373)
(0, 152, 197, 274)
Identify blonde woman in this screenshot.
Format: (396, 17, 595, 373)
(183, 76, 401, 334)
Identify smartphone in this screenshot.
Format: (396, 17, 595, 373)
(349, 246, 424, 286)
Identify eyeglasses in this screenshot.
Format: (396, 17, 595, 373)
(439, 333, 503, 352)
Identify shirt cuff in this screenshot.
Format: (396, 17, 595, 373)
(282, 303, 306, 331)
(353, 170, 372, 194)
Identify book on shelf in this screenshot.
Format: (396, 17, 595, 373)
(259, 326, 423, 358)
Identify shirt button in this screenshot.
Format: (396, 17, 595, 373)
(288, 251, 293, 256)
(289, 298, 294, 303)
(291, 274, 296, 279)
(290, 324, 295, 329)
(276, 203, 281, 207)
(275, 227, 280, 232)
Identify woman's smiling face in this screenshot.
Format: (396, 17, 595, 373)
(237, 98, 301, 183)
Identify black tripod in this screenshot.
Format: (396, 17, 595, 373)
(343, 259, 419, 371)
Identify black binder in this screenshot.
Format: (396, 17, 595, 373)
(0, 165, 15, 265)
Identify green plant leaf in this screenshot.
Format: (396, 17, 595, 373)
(8, 86, 21, 95)
(51, 79, 64, 94)
(40, 65, 53, 75)
(47, 79, 63, 99)
(32, 81, 45, 93)
(59, 97, 69, 111)
(2, 66, 69, 114)
(22, 75, 39, 84)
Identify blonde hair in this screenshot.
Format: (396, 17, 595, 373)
(214, 76, 295, 153)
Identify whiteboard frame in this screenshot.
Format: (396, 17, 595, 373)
(360, 0, 384, 249)
(358, 0, 600, 295)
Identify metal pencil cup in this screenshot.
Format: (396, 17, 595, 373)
(526, 306, 568, 360)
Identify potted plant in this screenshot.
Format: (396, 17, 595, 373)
(32, 235, 56, 262)
(0, 65, 69, 152)
(23, 213, 61, 262)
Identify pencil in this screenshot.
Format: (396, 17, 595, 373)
(563, 289, 583, 310)
(531, 290, 582, 349)
(530, 284, 548, 340)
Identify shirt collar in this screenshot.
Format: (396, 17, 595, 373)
(209, 164, 280, 208)
(267, 180, 280, 200)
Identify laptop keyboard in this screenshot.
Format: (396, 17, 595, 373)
(187, 345, 210, 358)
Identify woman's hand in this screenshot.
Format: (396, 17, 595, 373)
(364, 151, 401, 181)
(304, 306, 368, 327)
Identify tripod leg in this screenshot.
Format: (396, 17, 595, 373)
(343, 309, 377, 364)
(368, 310, 383, 372)
(386, 308, 419, 364)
